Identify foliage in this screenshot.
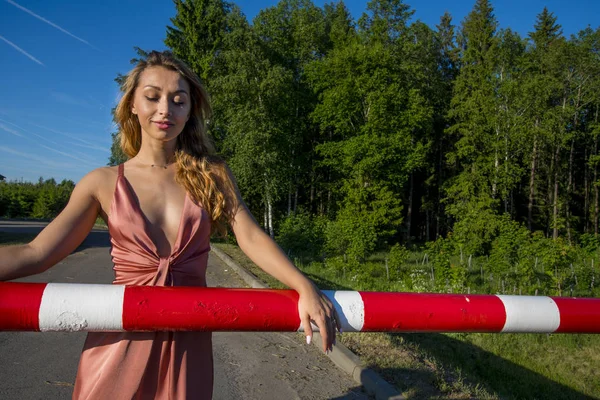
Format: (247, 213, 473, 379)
(324, 206, 378, 262)
(276, 209, 327, 261)
(108, 132, 127, 166)
(0, 178, 74, 219)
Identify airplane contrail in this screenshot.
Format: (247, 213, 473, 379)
(39, 144, 99, 167)
(0, 145, 78, 169)
(5, 0, 99, 50)
(0, 118, 97, 160)
(0, 119, 100, 165)
(0, 123, 26, 137)
(27, 122, 109, 152)
(0, 35, 44, 65)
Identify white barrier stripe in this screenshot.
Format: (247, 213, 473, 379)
(296, 290, 364, 333)
(38, 283, 125, 332)
(330, 290, 364, 332)
(498, 295, 560, 333)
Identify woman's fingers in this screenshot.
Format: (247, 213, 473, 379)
(302, 314, 313, 345)
(334, 308, 342, 333)
(315, 315, 329, 352)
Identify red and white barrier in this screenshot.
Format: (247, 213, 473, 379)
(1, 282, 599, 333)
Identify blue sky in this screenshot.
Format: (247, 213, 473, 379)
(0, 0, 597, 183)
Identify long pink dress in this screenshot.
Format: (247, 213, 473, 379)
(73, 163, 214, 399)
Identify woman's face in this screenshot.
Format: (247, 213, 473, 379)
(131, 66, 192, 143)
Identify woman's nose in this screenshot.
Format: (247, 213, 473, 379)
(158, 98, 172, 116)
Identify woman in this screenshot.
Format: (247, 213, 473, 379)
(0, 50, 339, 399)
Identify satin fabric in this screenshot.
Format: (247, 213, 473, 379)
(73, 163, 214, 399)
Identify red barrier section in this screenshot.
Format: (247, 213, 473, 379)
(552, 297, 600, 333)
(361, 292, 507, 332)
(123, 286, 301, 331)
(0, 282, 47, 331)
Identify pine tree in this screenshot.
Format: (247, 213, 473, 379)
(522, 8, 564, 232)
(165, 0, 233, 85)
(445, 0, 501, 253)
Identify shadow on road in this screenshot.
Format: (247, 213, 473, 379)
(329, 386, 375, 399)
(0, 221, 110, 252)
(76, 231, 111, 250)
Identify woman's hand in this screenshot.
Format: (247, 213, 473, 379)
(297, 283, 341, 353)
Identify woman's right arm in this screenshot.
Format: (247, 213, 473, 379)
(0, 169, 105, 281)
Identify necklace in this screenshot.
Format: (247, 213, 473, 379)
(150, 163, 173, 169)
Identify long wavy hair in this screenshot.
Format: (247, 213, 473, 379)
(115, 50, 237, 235)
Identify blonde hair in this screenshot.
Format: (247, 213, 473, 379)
(115, 50, 237, 235)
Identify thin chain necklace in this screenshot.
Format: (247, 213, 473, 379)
(150, 162, 174, 169)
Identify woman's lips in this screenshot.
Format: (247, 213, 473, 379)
(154, 121, 173, 129)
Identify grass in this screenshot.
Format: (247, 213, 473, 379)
(212, 241, 286, 289)
(212, 242, 600, 399)
(94, 217, 108, 229)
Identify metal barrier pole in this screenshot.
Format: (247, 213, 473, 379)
(1, 282, 599, 333)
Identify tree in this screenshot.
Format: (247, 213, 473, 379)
(445, 0, 502, 253)
(424, 12, 460, 240)
(210, 9, 295, 237)
(165, 0, 233, 86)
(308, 0, 434, 256)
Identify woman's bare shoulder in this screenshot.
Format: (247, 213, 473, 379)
(86, 165, 118, 178)
(77, 166, 120, 198)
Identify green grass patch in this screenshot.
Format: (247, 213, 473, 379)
(214, 242, 600, 399)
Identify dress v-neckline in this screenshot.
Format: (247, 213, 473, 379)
(118, 165, 188, 260)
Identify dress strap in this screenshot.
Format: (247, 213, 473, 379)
(118, 163, 124, 177)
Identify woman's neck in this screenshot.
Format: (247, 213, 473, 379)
(135, 138, 177, 166)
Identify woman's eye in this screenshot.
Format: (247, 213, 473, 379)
(145, 96, 158, 102)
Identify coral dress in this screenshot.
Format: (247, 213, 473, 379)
(73, 163, 214, 399)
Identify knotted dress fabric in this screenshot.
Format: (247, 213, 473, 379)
(73, 163, 214, 400)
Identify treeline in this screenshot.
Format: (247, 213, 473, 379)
(110, 0, 600, 273)
(0, 178, 74, 219)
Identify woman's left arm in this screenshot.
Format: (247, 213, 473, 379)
(226, 175, 339, 353)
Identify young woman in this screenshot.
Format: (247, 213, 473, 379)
(0, 50, 338, 399)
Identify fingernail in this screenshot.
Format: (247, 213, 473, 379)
(306, 335, 311, 345)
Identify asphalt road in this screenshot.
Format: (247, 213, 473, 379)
(0, 221, 369, 399)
